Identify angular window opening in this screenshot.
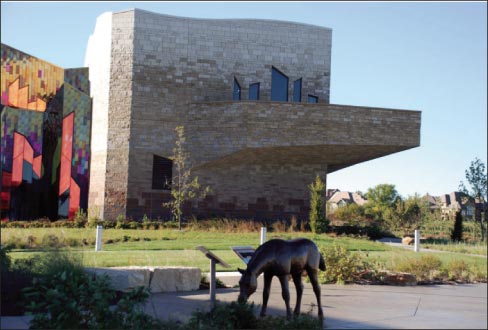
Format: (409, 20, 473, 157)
(308, 94, 318, 103)
(293, 78, 302, 102)
(271, 67, 289, 101)
(249, 82, 260, 100)
(233, 77, 241, 101)
(152, 155, 172, 190)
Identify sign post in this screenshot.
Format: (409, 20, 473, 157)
(196, 246, 230, 309)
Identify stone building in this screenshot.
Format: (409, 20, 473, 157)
(84, 9, 421, 221)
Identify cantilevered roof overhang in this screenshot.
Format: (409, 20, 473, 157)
(187, 101, 421, 173)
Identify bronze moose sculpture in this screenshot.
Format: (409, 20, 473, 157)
(237, 238, 325, 321)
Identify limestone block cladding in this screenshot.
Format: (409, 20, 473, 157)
(85, 9, 421, 220)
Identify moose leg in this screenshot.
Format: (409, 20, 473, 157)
(260, 272, 273, 317)
(308, 269, 324, 321)
(278, 274, 292, 320)
(292, 272, 304, 317)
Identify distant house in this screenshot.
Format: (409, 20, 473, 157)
(422, 193, 439, 212)
(327, 190, 367, 211)
(439, 191, 474, 220)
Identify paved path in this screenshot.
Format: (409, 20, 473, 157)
(143, 274, 487, 329)
(2, 276, 486, 329)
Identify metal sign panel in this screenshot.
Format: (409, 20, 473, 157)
(231, 246, 255, 264)
(196, 246, 230, 268)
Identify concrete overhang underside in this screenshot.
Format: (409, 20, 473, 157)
(189, 101, 421, 174)
(193, 144, 418, 174)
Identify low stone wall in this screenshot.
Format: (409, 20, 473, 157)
(85, 266, 201, 293)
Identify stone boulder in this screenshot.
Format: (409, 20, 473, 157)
(85, 266, 152, 292)
(151, 267, 201, 293)
(85, 266, 201, 293)
(402, 236, 414, 245)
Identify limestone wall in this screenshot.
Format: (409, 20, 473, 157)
(84, 12, 112, 219)
(85, 9, 421, 220)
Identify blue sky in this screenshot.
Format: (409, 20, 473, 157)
(2, 1, 487, 198)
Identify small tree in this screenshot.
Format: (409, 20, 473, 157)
(163, 126, 209, 230)
(451, 211, 464, 242)
(309, 175, 328, 233)
(364, 183, 400, 223)
(459, 157, 487, 241)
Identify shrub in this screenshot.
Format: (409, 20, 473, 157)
(1, 246, 35, 316)
(451, 211, 464, 242)
(41, 234, 62, 248)
(319, 244, 365, 284)
(394, 255, 443, 282)
(446, 259, 470, 282)
(4, 236, 25, 249)
(128, 221, 143, 229)
(65, 237, 81, 247)
(309, 175, 328, 234)
(22, 251, 162, 329)
(188, 301, 259, 330)
(73, 209, 88, 228)
(0, 245, 12, 271)
(187, 301, 321, 330)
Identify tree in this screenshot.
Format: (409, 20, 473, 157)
(309, 175, 328, 233)
(364, 184, 400, 222)
(459, 157, 487, 241)
(332, 203, 366, 226)
(451, 211, 464, 242)
(163, 126, 209, 230)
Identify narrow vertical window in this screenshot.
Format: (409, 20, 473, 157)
(152, 155, 172, 190)
(308, 94, 318, 103)
(271, 67, 289, 101)
(293, 78, 302, 102)
(248, 82, 260, 100)
(233, 78, 241, 101)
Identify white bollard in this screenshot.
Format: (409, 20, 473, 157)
(95, 225, 103, 252)
(260, 227, 267, 245)
(414, 229, 420, 252)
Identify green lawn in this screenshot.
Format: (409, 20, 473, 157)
(2, 228, 486, 278)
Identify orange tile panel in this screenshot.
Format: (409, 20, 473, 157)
(8, 79, 19, 107)
(59, 155, 71, 196)
(68, 178, 80, 219)
(18, 86, 28, 109)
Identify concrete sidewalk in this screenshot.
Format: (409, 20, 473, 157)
(2, 277, 486, 329)
(143, 275, 487, 329)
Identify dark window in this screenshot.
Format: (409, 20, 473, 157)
(152, 155, 172, 190)
(249, 82, 260, 100)
(293, 78, 302, 102)
(308, 94, 318, 103)
(233, 77, 241, 100)
(271, 67, 288, 101)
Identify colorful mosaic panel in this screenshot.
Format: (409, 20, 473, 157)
(1, 44, 63, 109)
(1, 44, 92, 220)
(64, 68, 90, 95)
(1, 106, 45, 218)
(1, 106, 44, 172)
(60, 83, 91, 215)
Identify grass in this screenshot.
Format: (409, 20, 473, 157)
(1, 228, 486, 281)
(362, 249, 487, 282)
(422, 241, 487, 256)
(1, 228, 392, 252)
